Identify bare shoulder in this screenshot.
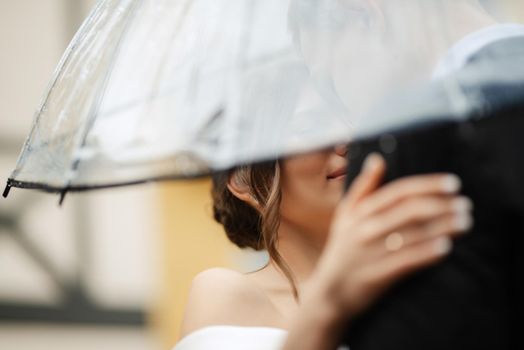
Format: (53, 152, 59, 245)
(179, 267, 274, 338)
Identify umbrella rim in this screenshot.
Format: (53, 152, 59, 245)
(3, 173, 210, 205)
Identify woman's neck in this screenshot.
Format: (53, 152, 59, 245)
(273, 220, 327, 286)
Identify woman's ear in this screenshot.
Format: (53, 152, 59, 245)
(226, 173, 260, 209)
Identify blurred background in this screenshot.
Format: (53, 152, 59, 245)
(2, 1, 524, 350)
(0, 1, 267, 349)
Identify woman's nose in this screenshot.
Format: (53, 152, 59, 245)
(334, 143, 349, 157)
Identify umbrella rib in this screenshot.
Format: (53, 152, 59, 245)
(9, 0, 107, 181)
(63, 0, 145, 199)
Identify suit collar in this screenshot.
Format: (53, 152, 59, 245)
(432, 23, 524, 80)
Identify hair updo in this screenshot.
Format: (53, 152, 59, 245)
(211, 160, 299, 299)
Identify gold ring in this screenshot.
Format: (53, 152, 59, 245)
(385, 232, 404, 252)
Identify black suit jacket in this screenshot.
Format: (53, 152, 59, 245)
(342, 36, 524, 350)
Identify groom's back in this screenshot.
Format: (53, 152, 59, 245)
(342, 35, 524, 350)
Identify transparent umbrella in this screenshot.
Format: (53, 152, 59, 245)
(4, 0, 524, 202)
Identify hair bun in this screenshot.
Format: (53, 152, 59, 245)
(211, 174, 263, 250)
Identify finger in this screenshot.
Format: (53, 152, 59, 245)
(342, 153, 386, 209)
(374, 211, 473, 257)
(354, 173, 462, 218)
(374, 236, 453, 287)
(402, 211, 473, 244)
(359, 195, 473, 242)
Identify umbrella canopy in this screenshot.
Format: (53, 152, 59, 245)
(4, 0, 524, 198)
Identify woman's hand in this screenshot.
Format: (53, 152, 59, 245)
(283, 152, 473, 350)
(311, 153, 473, 321)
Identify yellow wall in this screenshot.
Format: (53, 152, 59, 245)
(152, 178, 239, 350)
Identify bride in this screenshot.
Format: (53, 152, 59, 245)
(173, 148, 472, 349)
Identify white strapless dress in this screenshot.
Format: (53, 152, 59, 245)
(173, 325, 350, 350)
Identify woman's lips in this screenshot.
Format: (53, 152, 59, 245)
(327, 167, 348, 180)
